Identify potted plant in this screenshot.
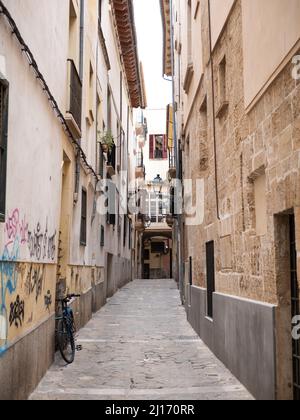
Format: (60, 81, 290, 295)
(98, 131, 114, 153)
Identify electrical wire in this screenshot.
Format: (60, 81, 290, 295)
(0, 1, 99, 181)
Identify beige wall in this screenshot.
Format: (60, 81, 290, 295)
(174, 0, 204, 125)
(242, 0, 300, 108)
(210, 0, 234, 48)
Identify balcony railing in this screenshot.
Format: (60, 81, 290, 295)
(135, 152, 145, 179)
(107, 144, 116, 177)
(67, 59, 82, 131)
(136, 152, 144, 168)
(169, 147, 176, 169)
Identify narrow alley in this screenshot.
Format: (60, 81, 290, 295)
(30, 279, 252, 400)
(1, 0, 300, 403)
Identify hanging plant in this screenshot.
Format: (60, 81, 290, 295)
(98, 131, 115, 153)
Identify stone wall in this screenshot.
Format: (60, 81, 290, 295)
(180, 0, 300, 399)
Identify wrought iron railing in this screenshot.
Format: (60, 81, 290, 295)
(67, 59, 82, 130)
(169, 147, 176, 169)
(136, 152, 144, 168)
(107, 144, 116, 170)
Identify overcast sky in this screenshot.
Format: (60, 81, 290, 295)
(133, 0, 172, 110)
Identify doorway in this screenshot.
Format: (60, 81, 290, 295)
(290, 215, 300, 400)
(275, 212, 300, 400)
(56, 152, 72, 298)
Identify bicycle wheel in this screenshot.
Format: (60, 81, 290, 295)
(56, 318, 75, 364)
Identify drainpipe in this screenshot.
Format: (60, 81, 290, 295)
(75, 0, 85, 201)
(208, 0, 220, 220)
(169, 0, 183, 299)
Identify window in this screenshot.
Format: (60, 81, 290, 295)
(100, 225, 105, 247)
(0, 80, 8, 222)
(206, 241, 215, 319)
(106, 180, 116, 225)
(123, 217, 127, 247)
(216, 55, 229, 118)
(107, 87, 112, 132)
(199, 96, 208, 171)
(97, 99, 104, 177)
(254, 173, 267, 236)
(88, 62, 94, 121)
(80, 189, 87, 245)
(151, 242, 165, 254)
(128, 220, 132, 249)
(146, 193, 166, 223)
(68, 0, 80, 65)
(149, 135, 167, 160)
(143, 249, 150, 260)
(219, 57, 226, 101)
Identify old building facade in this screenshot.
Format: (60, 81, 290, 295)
(161, 0, 300, 400)
(0, 0, 144, 399)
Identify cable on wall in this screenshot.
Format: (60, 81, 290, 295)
(0, 0, 99, 181)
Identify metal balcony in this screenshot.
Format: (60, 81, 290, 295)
(168, 147, 176, 179)
(135, 152, 145, 179)
(107, 144, 116, 177)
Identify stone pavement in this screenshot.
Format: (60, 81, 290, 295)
(30, 279, 253, 400)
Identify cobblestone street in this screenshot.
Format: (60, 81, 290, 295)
(30, 280, 253, 400)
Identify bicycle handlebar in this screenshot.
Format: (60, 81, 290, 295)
(67, 294, 81, 299)
(56, 294, 81, 303)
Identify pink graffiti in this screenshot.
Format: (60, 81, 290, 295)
(19, 216, 29, 245)
(4, 209, 29, 248)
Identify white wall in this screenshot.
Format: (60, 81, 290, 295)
(143, 110, 169, 182)
(0, 0, 67, 263)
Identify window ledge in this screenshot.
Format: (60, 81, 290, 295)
(205, 316, 214, 323)
(65, 112, 82, 138)
(216, 101, 229, 119)
(183, 63, 194, 94)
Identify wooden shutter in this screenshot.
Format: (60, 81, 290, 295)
(100, 225, 105, 247)
(108, 181, 116, 225)
(80, 189, 87, 245)
(163, 135, 168, 159)
(149, 135, 154, 159)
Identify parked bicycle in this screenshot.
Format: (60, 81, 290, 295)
(56, 294, 81, 364)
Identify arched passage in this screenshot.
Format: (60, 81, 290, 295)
(142, 232, 173, 279)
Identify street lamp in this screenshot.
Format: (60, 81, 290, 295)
(153, 174, 163, 195)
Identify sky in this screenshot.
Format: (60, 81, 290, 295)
(133, 0, 172, 110)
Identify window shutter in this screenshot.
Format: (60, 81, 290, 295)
(100, 225, 105, 247)
(107, 181, 116, 225)
(149, 135, 154, 159)
(80, 189, 87, 246)
(163, 135, 167, 159)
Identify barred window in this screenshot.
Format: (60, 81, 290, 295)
(0, 80, 9, 222)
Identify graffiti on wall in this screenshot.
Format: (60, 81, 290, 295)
(27, 221, 56, 262)
(9, 295, 25, 328)
(5, 209, 29, 248)
(44, 290, 52, 313)
(0, 209, 57, 355)
(0, 233, 20, 355)
(25, 265, 44, 303)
